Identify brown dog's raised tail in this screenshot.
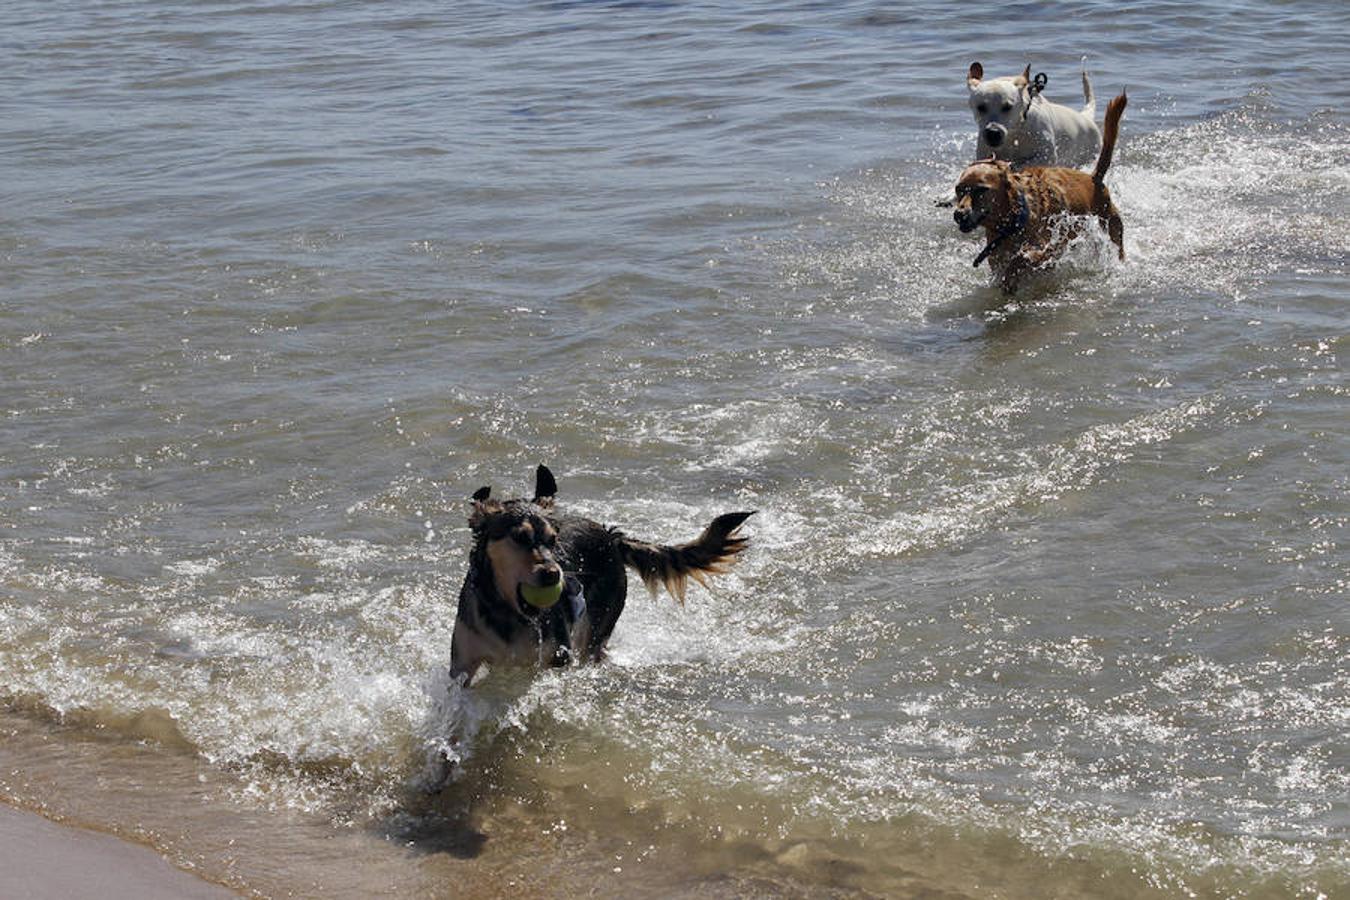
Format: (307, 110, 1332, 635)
(620, 511, 755, 604)
(1093, 91, 1128, 184)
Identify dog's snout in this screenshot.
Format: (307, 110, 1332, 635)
(536, 565, 562, 586)
(983, 125, 1005, 147)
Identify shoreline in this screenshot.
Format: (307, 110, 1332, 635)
(0, 801, 237, 900)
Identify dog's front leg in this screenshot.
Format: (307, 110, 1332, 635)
(996, 248, 1042, 294)
(416, 670, 473, 794)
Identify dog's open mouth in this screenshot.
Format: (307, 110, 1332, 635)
(519, 581, 564, 609)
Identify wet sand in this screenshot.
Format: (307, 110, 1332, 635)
(0, 802, 236, 900)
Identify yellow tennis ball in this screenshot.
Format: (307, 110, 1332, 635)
(520, 581, 564, 609)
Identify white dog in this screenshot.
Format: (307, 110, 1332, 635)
(967, 61, 1101, 169)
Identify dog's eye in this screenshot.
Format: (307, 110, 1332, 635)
(1002, 102, 1013, 112)
(976, 103, 987, 114)
(512, 530, 532, 547)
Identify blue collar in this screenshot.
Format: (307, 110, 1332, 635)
(564, 573, 586, 620)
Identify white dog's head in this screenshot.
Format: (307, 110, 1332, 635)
(966, 62, 1032, 154)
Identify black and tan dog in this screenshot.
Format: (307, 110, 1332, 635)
(954, 91, 1127, 293)
(450, 465, 753, 683)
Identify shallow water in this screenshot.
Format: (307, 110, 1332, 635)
(1, 1, 1346, 897)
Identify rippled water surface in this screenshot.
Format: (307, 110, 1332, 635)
(1, 1, 1346, 897)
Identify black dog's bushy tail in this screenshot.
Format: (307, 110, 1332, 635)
(1093, 91, 1128, 184)
(619, 511, 755, 604)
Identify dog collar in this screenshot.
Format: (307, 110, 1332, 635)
(1021, 72, 1049, 121)
(973, 191, 1030, 268)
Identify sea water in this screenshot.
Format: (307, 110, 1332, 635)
(1, 1, 1345, 896)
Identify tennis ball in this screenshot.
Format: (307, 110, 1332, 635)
(520, 581, 564, 609)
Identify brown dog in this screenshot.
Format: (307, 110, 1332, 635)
(954, 91, 1127, 293)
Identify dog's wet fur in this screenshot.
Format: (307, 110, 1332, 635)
(954, 91, 1128, 294)
(449, 465, 753, 683)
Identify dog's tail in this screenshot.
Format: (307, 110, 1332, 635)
(619, 511, 754, 604)
(1080, 56, 1096, 115)
(1093, 90, 1127, 184)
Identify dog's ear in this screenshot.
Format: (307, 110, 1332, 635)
(967, 61, 983, 87)
(469, 486, 493, 530)
(1014, 64, 1030, 88)
(533, 465, 558, 507)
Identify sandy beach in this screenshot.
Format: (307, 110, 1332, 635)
(0, 803, 236, 900)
